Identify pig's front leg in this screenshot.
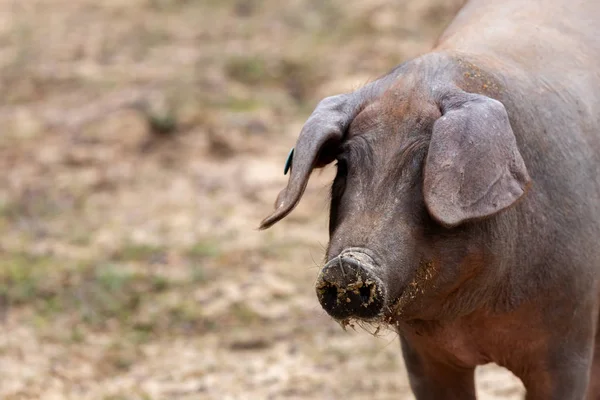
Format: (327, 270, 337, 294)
(509, 312, 596, 400)
(517, 346, 594, 400)
(400, 336, 477, 400)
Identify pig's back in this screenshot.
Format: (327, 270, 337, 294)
(437, 0, 600, 69)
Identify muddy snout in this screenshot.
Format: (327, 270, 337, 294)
(315, 249, 386, 320)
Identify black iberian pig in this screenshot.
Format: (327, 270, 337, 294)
(260, 0, 600, 398)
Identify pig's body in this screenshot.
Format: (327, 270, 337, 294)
(262, 0, 600, 398)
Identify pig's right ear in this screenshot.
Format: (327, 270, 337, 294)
(259, 94, 357, 230)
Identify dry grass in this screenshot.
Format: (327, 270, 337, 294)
(0, 0, 524, 399)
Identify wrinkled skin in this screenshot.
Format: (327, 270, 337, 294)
(260, 0, 600, 399)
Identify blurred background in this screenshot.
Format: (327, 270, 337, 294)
(0, 0, 525, 399)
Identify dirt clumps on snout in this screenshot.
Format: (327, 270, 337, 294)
(315, 249, 387, 322)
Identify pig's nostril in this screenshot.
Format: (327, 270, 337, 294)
(359, 285, 371, 304)
(316, 251, 386, 320)
(322, 284, 338, 307)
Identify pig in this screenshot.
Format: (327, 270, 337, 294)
(259, 0, 600, 398)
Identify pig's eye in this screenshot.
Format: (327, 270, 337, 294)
(331, 158, 348, 199)
(335, 158, 348, 178)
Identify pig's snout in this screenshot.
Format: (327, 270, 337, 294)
(316, 249, 386, 320)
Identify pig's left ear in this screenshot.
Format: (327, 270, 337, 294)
(423, 92, 531, 228)
(259, 94, 359, 230)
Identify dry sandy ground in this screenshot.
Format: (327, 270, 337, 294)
(0, 0, 525, 398)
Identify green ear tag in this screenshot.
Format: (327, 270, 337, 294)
(284, 147, 294, 175)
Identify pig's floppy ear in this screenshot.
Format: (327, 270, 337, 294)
(259, 95, 358, 230)
(423, 93, 531, 228)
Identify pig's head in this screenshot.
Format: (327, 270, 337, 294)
(259, 78, 530, 324)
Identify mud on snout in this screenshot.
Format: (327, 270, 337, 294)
(315, 248, 388, 323)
